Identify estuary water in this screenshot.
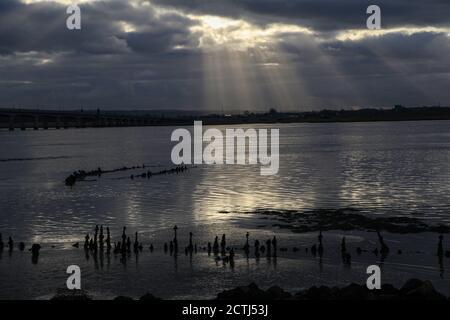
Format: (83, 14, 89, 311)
(1, 120, 450, 299)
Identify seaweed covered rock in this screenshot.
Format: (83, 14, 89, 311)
(295, 279, 446, 300)
(400, 279, 446, 300)
(51, 288, 92, 301)
(113, 296, 134, 301)
(266, 285, 292, 299)
(249, 208, 450, 234)
(217, 283, 273, 300)
(139, 293, 162, 301)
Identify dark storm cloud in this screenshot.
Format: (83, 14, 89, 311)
(0, 0, 204, 108)
(0, 0, 449, 110)
(152, 0, 450, 31)
(0, 0, 196, 54)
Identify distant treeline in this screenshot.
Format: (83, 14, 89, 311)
(200, 105, 450, 125)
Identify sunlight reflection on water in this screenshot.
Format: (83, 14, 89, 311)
(1, 121, 450, 298)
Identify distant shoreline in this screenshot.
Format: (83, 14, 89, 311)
(1, 106, 450, 130)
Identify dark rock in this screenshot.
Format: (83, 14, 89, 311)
(267, 286, 291, 299)
(296, 286, 337, 300)
(338, 283, 369, 300)
(114, 296, 134, 301)
(380, 284, 399, 295)
(248, 208, 450, 234)
(374, 284, 400, 300)
(400, 278, 424, 294)
(139, 293, 162, 301)
(400, 279, 446, 300)
(217, 283, 272, 300)
(294, 279, 447, 300)
(51, 288, 91, 301)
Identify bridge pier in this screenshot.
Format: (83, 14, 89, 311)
(1, 110, 157, 130)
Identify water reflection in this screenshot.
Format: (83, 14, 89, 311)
(2, 122, 450, 243)
(2, 122, 450, 297)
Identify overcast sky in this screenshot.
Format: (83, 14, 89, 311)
(0, 0, 449, 112)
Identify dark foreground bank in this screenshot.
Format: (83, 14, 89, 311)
(50, 278, 447, 301)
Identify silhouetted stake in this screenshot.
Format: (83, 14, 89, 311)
(255, 240, 260, 258)
(30, 244, 41, 264)
(266, 239, 271, 257)
(437, 235, 444, 257)
(438, 235, 445, 278)
(188, 232, 194, 254)
(221, 234, 226, 255)
(134, 232, 139, 253)
(126, 237, 131, 253)
(173, 225, 178, 253)
(99, 225, 104, 250)
(272, 236, 277, 257)
(244, 232, 250, 256)
(377, 230, 389, 257)
(8, 237, 13, 252)
(19, 242, 25, 251)
(114, 242, 121, 254)
(318, 231, 323, 257)
(94, 225, 99, 251)
(343, 252, 351, 266)
(0, 233, 3, 252)
(213, 236, 219, 255)
(311, 244, 317, 256)
(106, 227, 111, 252)
(122, 227, 127, 253)
(341, 237, 347, 253)
(84, 234, 90, 250)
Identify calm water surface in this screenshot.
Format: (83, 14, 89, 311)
(1, 121, 450, 299)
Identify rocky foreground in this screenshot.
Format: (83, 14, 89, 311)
(51, 279, 448, 300)
(248, 208, 450, 234)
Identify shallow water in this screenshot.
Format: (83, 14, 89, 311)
(1, 121, 450, 299)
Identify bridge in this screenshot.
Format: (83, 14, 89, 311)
(0, 108, 159, 130)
